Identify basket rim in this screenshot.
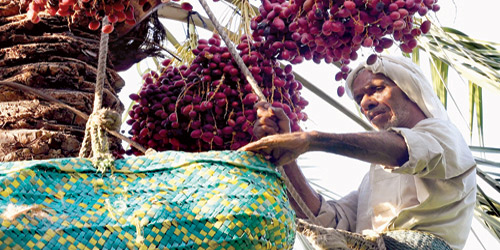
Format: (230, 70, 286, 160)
(0, 150, 278, 176)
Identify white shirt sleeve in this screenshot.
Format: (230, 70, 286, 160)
(388, 118, 475, 179)
(314, 191, 358, 231)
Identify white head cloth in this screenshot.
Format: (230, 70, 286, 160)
(345, 54, 449, 121)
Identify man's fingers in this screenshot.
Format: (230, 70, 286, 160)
(262, 125, 278, 134)
(256, 106, 271, 118)
(255, 102, 271, 118)
(254, 101, 270, 110)
(258, 117, 279, 130)
(238, 135, 280, 152)
(238, 141, 266, 152)
(258, 125, 278, 137)
(254, 123, 278, 139)
(270, 107, 291, 133)
(272, 106, 288, 121)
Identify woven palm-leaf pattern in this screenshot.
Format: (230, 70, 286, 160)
(0, 150, 296, 249)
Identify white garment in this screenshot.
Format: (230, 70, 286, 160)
(315, 118, 476, 250)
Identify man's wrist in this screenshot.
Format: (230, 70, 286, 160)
(305, 130, 320, 152)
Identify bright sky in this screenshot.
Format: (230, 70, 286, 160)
(118, 0, 500, 249)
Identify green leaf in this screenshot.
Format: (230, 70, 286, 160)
(165, 28, 180, 48)
(152, 57, 161, 71)
(469, 81, 476, 139)
(421, 25, 500, 95)
(430, 55, 449, 108)
(475, 84, 484, 146)
(475, 205, 500, 239)
(412, 47, 420, 65)
(475, 189, 500, 240)
(468, 82, 484, 143)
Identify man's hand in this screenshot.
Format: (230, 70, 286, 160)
(239, 102, 304, 165)
(253, 101, 291, 139)
(244, 102, 322, 218)
(239, 131, 311, 166)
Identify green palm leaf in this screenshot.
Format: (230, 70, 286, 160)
(430, 55, 449, 108)
(420, 25, 500, 94)
(469, 82, 484, 143)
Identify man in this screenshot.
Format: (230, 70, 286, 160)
(240, 55, 476, 250)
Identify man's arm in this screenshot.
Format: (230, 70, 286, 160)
(241, 130, 409, 167)
(308, 130, 409, 167)
(282, 160, 322, 218)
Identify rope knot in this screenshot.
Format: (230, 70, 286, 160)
(90, 108, 122, 131)
(79, 108, 119, 173)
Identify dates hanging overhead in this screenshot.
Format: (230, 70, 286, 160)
(126, 34, 309, 154)
(251, 0, 440, 81)
(22, 0, 145, 33)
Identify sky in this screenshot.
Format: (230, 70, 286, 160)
(118, 0, 500, 249)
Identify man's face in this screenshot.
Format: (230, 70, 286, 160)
(351, 69, 418, 130)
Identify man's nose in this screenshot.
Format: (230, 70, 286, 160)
(360, 95, 378, 112)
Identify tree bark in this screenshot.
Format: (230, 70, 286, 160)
(0, 7, 125, 161)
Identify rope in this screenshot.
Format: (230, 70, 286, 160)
(277, 166, 320, 225)
(197, 0, 319, 226)
(92, 18, 110, 112)
(78, 17, 115, 172)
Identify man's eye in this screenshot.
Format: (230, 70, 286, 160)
(376, 86, 384, 91)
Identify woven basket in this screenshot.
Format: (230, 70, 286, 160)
(296, 219, 452, 250)
(0, 150, 296, 249)
(382, 230, 452, 250)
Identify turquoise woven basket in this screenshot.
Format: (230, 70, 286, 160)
(0, 150, 296, 249)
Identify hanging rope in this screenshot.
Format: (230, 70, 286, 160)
(78, 17, 116, 173)
(197, 0, 319, 225)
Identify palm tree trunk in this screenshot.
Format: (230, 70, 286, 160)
(0, 1, 125, 161)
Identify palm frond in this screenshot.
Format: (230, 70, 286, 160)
(158, 2, 216, 33)
(470, 146, 500, 154)
(419, 25, 500, 94)
(468, 82, 484, 143)
(411, 47, 420, 65)
(476, 189, 500, 240)
(430, 55, 449, 108)
(292, 72, 373, 131)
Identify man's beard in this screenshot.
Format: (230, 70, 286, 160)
(374, 108, 411, 130)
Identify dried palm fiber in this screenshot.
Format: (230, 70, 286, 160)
(110, 11, 167, 71)
(0, 150, 296, 249)
(296, 219, 452, 250)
